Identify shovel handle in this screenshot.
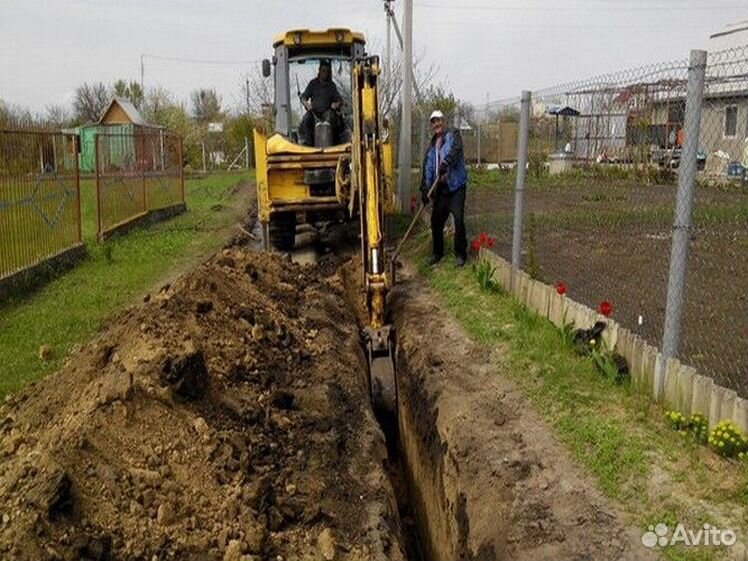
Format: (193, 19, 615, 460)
(390, 175, 442, 265)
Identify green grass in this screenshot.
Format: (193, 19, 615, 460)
(411, 240, 745, 561)
(0, 171, 252, 398)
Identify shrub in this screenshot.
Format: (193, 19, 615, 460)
(708, 420, 748, 459)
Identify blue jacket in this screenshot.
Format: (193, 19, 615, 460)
(421, 128, 468, 194)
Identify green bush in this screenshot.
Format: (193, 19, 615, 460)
(665, 411, 709, 443)
(708, 420, 748, 458)
(689, 413, 708, 444)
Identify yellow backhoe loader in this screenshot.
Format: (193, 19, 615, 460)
(253, 29, 397, 420)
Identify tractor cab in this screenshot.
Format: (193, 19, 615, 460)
(254, 29, 393, 254)
(263, 29, 366, 148)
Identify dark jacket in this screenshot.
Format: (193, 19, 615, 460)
(301, 77, 342, 115)
(421, 128, 468, 194)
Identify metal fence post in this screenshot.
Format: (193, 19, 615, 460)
(245, 137, 250, 170)
(178, 137, 185, 204)
(94, 134, 103, 241)
(74, 134, 82, 243)
(201, 141, 207, 173)
(658, 49, 707, 400)
(511, 90, 531, 289)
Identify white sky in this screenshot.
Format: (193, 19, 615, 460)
(0, 0, 745, 114)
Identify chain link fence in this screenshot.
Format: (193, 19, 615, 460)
(0, 130, 83, 283)
(466, 45, 748, 398)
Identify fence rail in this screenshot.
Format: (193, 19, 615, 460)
(95, 132, 185, 239)
(0, 130, 82, 281)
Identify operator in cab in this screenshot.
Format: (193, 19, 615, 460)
(299, 60, 344, 146)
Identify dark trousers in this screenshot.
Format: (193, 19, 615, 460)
(299, 110, 343, 146)
(431, 186, 467, 259)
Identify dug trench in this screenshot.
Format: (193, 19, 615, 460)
(386, 263, 658, 561)
(0, 238, 656, 560)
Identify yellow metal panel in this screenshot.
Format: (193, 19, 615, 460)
(365, 151, 380, 248)
(381, 140, 396, 214)
(362, 88, 376, 129)
(266, 133, 350, 156)
(273, 29, 365, 48)
(268, 169, 308, 201)
(253, 128, 270, 222)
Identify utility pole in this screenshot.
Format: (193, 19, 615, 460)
(140, 55, 145, 92)
(385, 1, 393, 84)
(388, 9, 422, 103)
(245, 78, 251, 114)
(398, 0, 413, 213)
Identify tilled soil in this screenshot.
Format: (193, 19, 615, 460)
(0, 248, 403, 561)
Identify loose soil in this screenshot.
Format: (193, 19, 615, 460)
(0, 247, 403, 561)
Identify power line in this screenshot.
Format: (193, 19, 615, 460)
(139, 53, 263, 92)
(141, 54, 262, 66)
(416, 1, 745, 12)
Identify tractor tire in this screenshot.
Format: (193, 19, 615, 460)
(268, 213, 296, 252)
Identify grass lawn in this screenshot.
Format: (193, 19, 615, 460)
(408, 235, 747, 561)
(0, 171, 253, 398)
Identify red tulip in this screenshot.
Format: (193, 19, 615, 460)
(556, 281, 567, 296)
(599, 300, 613, 317)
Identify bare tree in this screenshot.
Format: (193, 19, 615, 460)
(378, 44, 443, 118)
(239, 65, 273, 116)
(73, 82, 110, 124)
(45, 104, 72, 128)
(0, 99, 37, 128)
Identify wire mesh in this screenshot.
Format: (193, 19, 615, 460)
(464, 46, 748, 396)
(95, 132, 184, 238)
(0, 130, 82, 280)
(684, 46, 748, 394)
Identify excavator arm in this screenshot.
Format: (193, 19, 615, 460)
(350, 56, 397, 421)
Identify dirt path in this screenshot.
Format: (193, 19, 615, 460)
(392, 262, 656, 561)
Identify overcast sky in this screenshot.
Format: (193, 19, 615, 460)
(0, 0, 746, 115)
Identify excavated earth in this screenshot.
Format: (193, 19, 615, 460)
(0, 248, 403, 561)
(0, 238, 658, 561)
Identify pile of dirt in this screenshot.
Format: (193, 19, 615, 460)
(0, 248, 403, 561)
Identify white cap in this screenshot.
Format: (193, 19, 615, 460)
(429, 110, 444, 122)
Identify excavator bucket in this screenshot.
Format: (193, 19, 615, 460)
(364, 326, 397, 423)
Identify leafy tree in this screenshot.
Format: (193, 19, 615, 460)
(113, 79, 144, 109)
(190, 88, 223, 125)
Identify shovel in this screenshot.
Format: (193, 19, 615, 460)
(389, 174, 443, 284)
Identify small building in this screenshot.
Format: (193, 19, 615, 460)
(70, 97, 163, 173)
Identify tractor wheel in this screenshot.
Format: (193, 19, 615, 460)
(268, 212, 296, 252)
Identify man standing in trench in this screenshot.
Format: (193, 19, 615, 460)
(420, 110, 469, 267)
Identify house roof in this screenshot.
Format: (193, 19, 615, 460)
(98, 96, 147, 126)
(547, 105, 580, 117)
